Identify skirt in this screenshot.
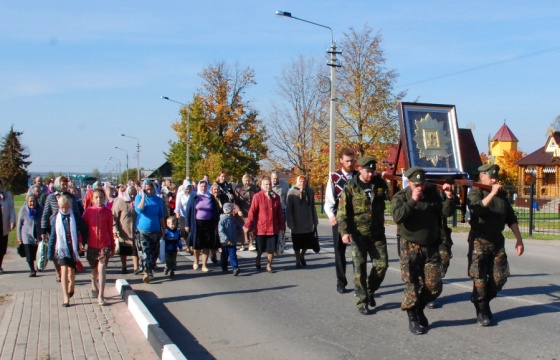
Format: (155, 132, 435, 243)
(194, 219, 218, 250)
(256, 235, 278, 253)
(24, 244, 39, 262)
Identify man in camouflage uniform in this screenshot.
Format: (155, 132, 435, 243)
(467, 164, 524, 326)
(337, 156, 388, 315)
(392, 167, 455, 334)
(427, 190, 460, 309)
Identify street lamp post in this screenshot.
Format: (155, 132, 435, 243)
(109, 157, 121, 182)
(162, 96, 190, 179)
(120, 134, 141, 180)
(115, 147, 129, 183)
(276, 10, 341, 172)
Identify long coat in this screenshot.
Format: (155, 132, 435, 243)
(185, 193, 221, 248)
(17, 204, 44, 245)
(244, 191, 285, 236)
(286, 187, 318, 234)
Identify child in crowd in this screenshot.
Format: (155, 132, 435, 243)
(82, 189, 115, 305)
(218, 203, 244, 276)
(47, 195, 84, 307)
(164, 216, 182, 278)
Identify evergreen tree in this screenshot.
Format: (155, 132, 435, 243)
(0, 126, 31, 194)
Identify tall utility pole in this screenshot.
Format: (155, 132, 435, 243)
(162, 96, 190, 179)
(275, 10, 341, 172)
(120, 134, 141, 180)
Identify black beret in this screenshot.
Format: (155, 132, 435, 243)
(478, 164, 500, 179)
(357, 156, 377, 170)
(404, 166, 426, 184)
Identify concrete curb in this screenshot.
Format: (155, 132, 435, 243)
(115, 279, 187, 360)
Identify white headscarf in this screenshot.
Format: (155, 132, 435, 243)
(54, 211, 79, 261)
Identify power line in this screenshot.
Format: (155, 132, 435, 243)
(398, 44, 560, 88)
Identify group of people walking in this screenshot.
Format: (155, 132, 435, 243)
(3, 155, 525, 333)
(328, 147, 524, 334)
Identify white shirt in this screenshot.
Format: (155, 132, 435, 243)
(323, 169, 356, 219)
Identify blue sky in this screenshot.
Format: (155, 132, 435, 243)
(1, 1, 559, 175)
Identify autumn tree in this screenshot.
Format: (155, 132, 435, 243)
(497, 148, 525, 187)
(337, 25, 406, 161)
(0, 126, 31, 194)
(166, 62, 267, 182)
(267, 56, 329, 183)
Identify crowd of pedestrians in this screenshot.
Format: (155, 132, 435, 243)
(2, 160, 526, 335)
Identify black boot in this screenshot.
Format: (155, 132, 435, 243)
(426, 299, 438, 309)
(416, 307, 429, 328)
(407, 309, 425, 335)
(477, 301, 492, 326)
(487, 299, 493, 320)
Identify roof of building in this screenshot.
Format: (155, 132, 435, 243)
(491, 122, 519, 142)
(458, 128, 483, 175)
(516, 131, 560, 166)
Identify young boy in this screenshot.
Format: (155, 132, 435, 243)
(164, 216, 182, 278)
(218, 203, 244, 276)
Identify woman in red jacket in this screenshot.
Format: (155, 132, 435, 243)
(83, 189, 115, 305)
(244, 176, 285, 273)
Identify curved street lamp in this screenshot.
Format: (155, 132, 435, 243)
(162, 96, 190, 179)
(120, 134, 141, 180)
(275, 10, 341, 172)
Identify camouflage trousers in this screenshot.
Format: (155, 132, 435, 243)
(439, 227, 453, 278)
(439, 241, 452, 278)
(467, 233, 509, 302)
(400, 240, 442, 310)
(351, 234, 388, 308)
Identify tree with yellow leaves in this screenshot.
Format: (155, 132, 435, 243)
(166, 62, 267, 183)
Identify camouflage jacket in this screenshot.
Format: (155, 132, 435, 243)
(467, 188, 517, 241)
(392, 184, 454, 246)
(337, 175, 387, 238)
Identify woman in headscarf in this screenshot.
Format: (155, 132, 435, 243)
(244, 176, 285, 273)
(113, 185, 139, 274)
(17, 194, 44, 276)
(135, 180, 165, 283)
(287, 175, 318, 268)
(40, 176, 84, 282)
(176, 179, 193, 255)
(185, 180, 220, 272)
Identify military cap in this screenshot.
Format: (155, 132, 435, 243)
(357, 156, 377, 171)
(404, 166, 426, 184)
(478, 163, 500, 179)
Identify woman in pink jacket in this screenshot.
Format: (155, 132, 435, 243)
(83, 189, 115, 305)
(244, 176, 285, 273)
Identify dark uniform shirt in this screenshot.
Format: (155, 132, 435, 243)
(467, 188, 518, 242)
(392, 184, 454, 246)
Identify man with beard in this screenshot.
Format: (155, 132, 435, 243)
(324, 148, 358, 294)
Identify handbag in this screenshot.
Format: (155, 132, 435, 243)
(275, 230, 285, 255)
(17, 243, 26, 258)
(76, 259, 84, 271)
(36, 240, 49, 271)
(158, 238, 166, 263)
(311, 226, 320, 253)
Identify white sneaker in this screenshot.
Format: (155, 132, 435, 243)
(249, 246, 257, 251)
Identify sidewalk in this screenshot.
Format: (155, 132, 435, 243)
(0, 250, 158, 360)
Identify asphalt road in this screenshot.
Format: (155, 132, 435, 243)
(129, 219, 560, 360)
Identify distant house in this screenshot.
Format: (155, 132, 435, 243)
(516, 131, 560, 198)
(490, 122, 519, 169)
(145, 161, 173, 179)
